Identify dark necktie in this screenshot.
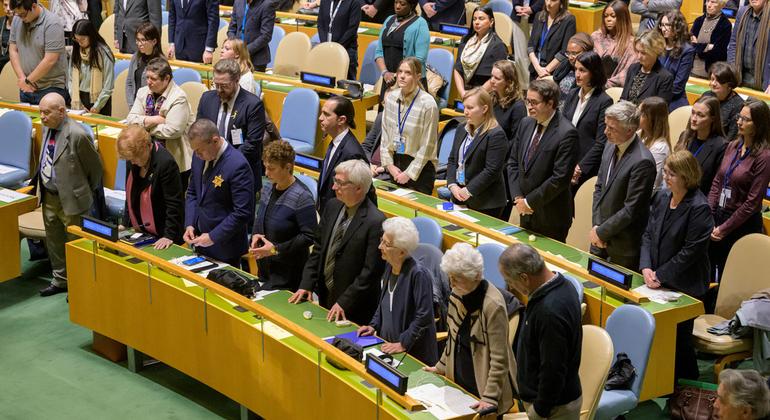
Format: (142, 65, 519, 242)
(607, 145, 620, 184)
(218, 102, 229, 139)
(526, 124, 543, 168)
(324, 210, 350, 292)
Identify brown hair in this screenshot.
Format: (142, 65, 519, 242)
(463, 88, 498, 135)
(639, 96, 670, 148)
(528, 79, 560, 109)
(567, 32, 594, 53)
(135, 22, 164, 62)
(117, 124, 152, 159)
(601, 0, 633, 56)
(263, 140, 296, 168)
(738, 98, 770, 156)
(490, 60, 522, 108)
(709, 61, 738, 90)
(665, 150, 702, 190)
(658, 10, 689, 59)
(398, 57, 425, 91)
(676, 96, 725, 151)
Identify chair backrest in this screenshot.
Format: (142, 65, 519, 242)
(716, 233, 770, 318)
(464, 2, 477, 27)
(493, 12, 514, 50)
(562, 273, 584, 304)
(0, 63, 20, 102)
(173, 68, 202, 85)
(99, 14, 115, 50)
(437, 125, 457, 167)
(427, 48, 454, 103)
(112, 70, 130, 119)
(605, 304, 656, 398)
(606, 87, 623, 103)
(212, 25, 229, 63)
(668, 105, 692, 150)
(267, 25, 287, 68)
(295, 174, 318, 202)
(412, 216, 443, 249)
(114, 59, 131, 78)
(162, 10, 169, 25)
(161, 25, 170, 56)
(180, 82, 208, 116)
(486, 0, 513, 15)
(566, 176, 597, 252)
(280, 88, 319, 146)
(302, 42, 350, 83)
(412, 243, 449, 300)
(477, 243, 506, 290)
(0, 111, 33, 174)
(273, 32, 312, 77)
(579, 325, 615, 420)
(359, 40, 380, 85)
(114, 158, 127, 191)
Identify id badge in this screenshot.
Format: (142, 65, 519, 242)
(231, 128, 244, 146)
(395, 138, 406, 154)
(457, 168, 465, 184)
(719, 187, 732, 207)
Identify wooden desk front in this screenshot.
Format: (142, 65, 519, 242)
(0, 190, 36, 282)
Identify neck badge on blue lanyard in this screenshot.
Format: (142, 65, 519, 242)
(396, 89, 420, 154)
(241, 3, 250, 41)
(719, 141, 750, 208)
(457, 132, 473, 185)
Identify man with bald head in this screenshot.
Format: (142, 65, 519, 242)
(32, 93, 102, 296)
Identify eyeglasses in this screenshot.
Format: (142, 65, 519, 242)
(332, 178, 352, 187)
(737, 114, 753, 123)
(380, 238, 396, 248)
(135, 38, 151, 45)
(525, 98, 542, 106)
(565, 51, 582, 58)
(214, 82, 235, 89)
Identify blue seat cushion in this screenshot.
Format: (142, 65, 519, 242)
(0, 168, 28, 189)
(285, 139, 314, 154)
(596, 389, 638, 420)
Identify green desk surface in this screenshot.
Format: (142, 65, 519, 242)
(372, 180, 700, 314)
(687, 83, 770, 105)
(72, 240, 455, 419)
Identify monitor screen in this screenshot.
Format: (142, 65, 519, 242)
(301, 72, 335, 88)
(295, 153, 322, 171)
(588, 258, 631, 290)
(81, 216, 118, 241)
(766, 186, 770, 200)
(439, 23, 470, 37)
(365, 355, 408, 394)
(454, 100, 464, 111)
(722, 7, 736, 18)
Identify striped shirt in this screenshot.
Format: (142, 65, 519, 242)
(380, 87, 438, 181)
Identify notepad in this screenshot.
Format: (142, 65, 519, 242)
(324, 330, 384, 348)
(0, 188, 28, 203)
(406, 384, 477, 419)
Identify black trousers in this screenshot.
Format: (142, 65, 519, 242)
(590, 246, 640, 272)
(521, 216, 570, 242)
(389, 154, 435, 195)
(80, 91, 112, 116)
(710, 210, 763, 281)
(675, 318, 700, 382)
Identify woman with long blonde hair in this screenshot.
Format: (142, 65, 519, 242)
(220, 38, 259, 95)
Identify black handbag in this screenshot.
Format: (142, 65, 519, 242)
(206, 269, 259, 298)
(605, 352, 636, 390)
(326, 337, 364, 370)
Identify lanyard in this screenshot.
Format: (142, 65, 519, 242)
(241, 2, 250, 41)
(328, 0, 342, 42)
(723, 141, 750, 189)
(537, 22, 550, 60)
(691, 140, 705, 157)
(397, 89, 420, 137)
(459, 132, 473, 165)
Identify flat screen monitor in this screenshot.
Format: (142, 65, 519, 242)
(365, 354, 408, 395)
(300, 71, 336, 88)
(295, 153, 322, 172)
(587, 258, 632, 290)
(81, 216, 118, 241)
(439, 23, 470, 37)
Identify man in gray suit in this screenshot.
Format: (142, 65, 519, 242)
(114, 0, 162, 53)
(590, 101, 656, 271)
(33, 93, 103, 296)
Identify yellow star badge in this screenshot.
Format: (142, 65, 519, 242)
(212, 174, 224, 188)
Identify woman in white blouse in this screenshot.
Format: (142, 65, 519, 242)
(638, 96, 671, 191)
(378, 57, 438, 194)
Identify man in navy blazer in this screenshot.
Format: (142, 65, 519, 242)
(197, 59, 266, 190)
(419, 0, 465, 30)
(508, 80, 578, 242)
(184, 119, 255, 266)
(227, 0, 278, 71)
(318, 0, 361, 79)
(317, 96, 369, 212)
(168, 0, 220, 63)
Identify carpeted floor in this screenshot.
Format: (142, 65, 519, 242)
(0, 242, 732, 420)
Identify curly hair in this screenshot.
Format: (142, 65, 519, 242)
(263, 140, 295, 167)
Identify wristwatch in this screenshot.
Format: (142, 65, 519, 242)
(270, 247, 278, 256)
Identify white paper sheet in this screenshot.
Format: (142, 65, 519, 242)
(390, 188, 415, 197)
(103, 188, 126, 201)
(407, 384, 477, 419)
(633, 285, 682, 304)
(252, 289, 279, 301)
(0, 188, 28, 203)
(253, 320, 293, 340)
(448, 210, 479, 223)
(357, 27, 369, 33)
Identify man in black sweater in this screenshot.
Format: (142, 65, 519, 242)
(499, 243, 582, 419)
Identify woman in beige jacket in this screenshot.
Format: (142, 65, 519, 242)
(424, 242, 517, 417)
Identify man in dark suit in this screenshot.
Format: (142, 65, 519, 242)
(419, 0, 465, 30)
(197, 59, 265, 190)
(114, 0, 162, 53)
(33, 93, 103, 296)
(183, 119, 255, 266)
(317, 96, 368, 212)
(361, 0, 393, 24)
(512, 0, 543, 23)
(591, 101, 656, 270)
(508, 79, 578, 242)
(318, 0, 361, 80)
(290, 159, 386, 325)
(167, 0, 220, 64)
(227, 0, 277, 72)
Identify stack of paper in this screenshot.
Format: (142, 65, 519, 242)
(633, 284, 682, 304)
(0, 188, 28, 203)
(407, 383, 477, 419)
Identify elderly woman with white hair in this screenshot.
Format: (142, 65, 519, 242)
(715, 369, 770, 420)
(357, 217, 438, 365)
(423, 243, 516, 416)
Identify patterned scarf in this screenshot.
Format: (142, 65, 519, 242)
(460, 32, 492, 83)
(145, 93, 165, 116)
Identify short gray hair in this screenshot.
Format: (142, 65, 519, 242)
(605, 100, 640, 131)
(214, 58, 241, 81)
(441, 243, 483, 281)
(335, 159, 372, 191)
(382, 217, 419, 254)
(719, 369, 770, 418)
(499, 243, 546, 281)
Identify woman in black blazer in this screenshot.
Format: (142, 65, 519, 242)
(117, 125, 184, 249)
(527, 0, 576, 81)
(488, 60, 526, 142)
(620, 29, 674, 104)
(675, 95, 728, 195)
(689, 0, 732, 78)
(640, 150, 714, 382)
(452, 6, 508, 97)
(446, 88, 508, 217)
(563, 51, 613, 187)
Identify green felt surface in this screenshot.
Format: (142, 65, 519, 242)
(373, 180, 700, 313)
(71, 240, 455, 419)
(687, 83, 770, 105)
